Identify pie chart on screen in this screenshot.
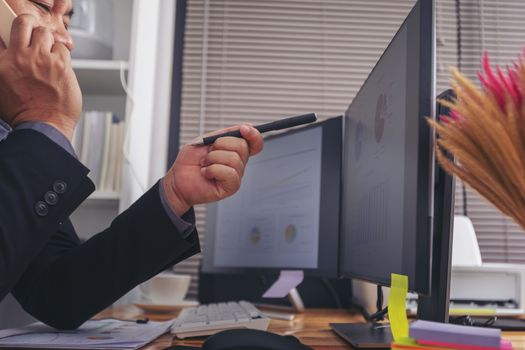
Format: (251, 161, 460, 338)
(375, 93, 387, 143)
(284, 224, 297, 243)
(354, 121, 364, 161)
(250, 227, 261, 245)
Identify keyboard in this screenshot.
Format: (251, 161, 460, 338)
(170, 301, 271, 339)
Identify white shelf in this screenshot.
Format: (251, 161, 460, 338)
(88, 191, 120, 201)
(73, 59, 129, 96)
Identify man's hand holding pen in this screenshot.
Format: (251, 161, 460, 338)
(162, 124, 264, 217)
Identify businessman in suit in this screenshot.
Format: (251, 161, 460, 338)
(0, 0, 263, 329)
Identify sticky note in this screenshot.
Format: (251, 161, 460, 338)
(410, 320, 501, 348)
(388, 273, 409, 341)
(449, 308, 497, 316)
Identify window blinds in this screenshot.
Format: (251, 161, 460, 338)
(452, 0, 525, 264)
(175, 0, 525, 298)
(177, 0, 416, 297)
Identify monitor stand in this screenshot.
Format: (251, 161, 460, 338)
(256, 270, 306, 321)
(330, 286, 393, 348)
(257, 287, 305, 321)
(330, 322, 392, 348)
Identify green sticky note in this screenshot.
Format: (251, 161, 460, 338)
(449, 308, 496, 316)
(388, 273, 409, 341)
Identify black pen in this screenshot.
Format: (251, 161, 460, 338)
(192, 113, 318, 146)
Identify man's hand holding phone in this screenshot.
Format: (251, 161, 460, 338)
(0, 11, 81, 142)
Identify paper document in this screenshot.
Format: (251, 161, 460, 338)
(0, 318, 173, 349)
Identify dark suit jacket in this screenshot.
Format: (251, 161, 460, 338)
(0, 129, 200, 329)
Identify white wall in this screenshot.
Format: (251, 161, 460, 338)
(117, 0, 176, 304)
(120, 0, 175, 213)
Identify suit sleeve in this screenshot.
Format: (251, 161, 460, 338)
(0, 129, 94, 302)
(12, 181, 200, 330)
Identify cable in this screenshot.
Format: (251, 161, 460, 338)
(368, 285, 388, 323)
(462, 184, 468, 216)
(320, 278, 343, 309)
(455, 0, 461, 70)
(349, 298, 371, 322)
(455, 0, 469, 217)
(198, 0, 210, 136)
(119, 60, 147, 193)
(369, 306, 388, 323)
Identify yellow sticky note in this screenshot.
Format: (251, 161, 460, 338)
(388, 273, 409, 341)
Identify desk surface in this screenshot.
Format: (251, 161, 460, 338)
(98, 306, 525, 349)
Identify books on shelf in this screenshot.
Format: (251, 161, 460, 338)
(73, 111, 125, 194)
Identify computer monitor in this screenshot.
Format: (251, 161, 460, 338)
(331, 0, 451, 345)
(339, 0, 434, 294)
(333, 0, 453, 344)
(202, 117, 342, 278)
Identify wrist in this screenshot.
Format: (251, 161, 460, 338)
(12, 112, 75, 142)
(162, 176, 191, 217)
(39, 120, 74, 142)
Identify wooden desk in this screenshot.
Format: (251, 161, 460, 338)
(98, 306, 525, 349)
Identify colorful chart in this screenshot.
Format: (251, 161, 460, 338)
(375, 93, 387, 143)
(355, 121, 364, 161)
(284, 224, 297, 243)
(250, 227, 261, 245)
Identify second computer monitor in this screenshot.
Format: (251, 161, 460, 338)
(202, 117, 342, 278)
(339, 0, 435, 295)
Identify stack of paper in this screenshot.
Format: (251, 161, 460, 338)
(72, 111, 126, 192)
(392, 320, 513, 350)
(0, 319, 172, 349)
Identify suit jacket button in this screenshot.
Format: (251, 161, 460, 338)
(53, 180, 67, 194)
(35, 201, 49, 217)
(44, 191, 58, 205)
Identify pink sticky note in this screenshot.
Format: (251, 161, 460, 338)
(262, 270, 304, 298)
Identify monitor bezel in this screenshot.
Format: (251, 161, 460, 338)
(201, 116, 343, 278)
(338, 0, 435, 295)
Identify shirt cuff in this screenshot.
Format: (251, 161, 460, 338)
(0, 119, 12, 142)
(16, 122, 77, 158)
(159, 178, 196, 239)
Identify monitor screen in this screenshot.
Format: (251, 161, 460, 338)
(202, 117, 342, 277)
(339, 0, 435, 295)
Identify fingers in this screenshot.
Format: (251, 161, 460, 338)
(207, 124, 263, 157)
(202, 150, 245, 178)
(202, 124, 244, 138)
(31, 26, 54, 53)
(10, 15, 37, 49)
(210, 136, 250, 165)
(52, 42, 70, 61)
(0, 38, 6, 50)
(201, 164, 241, 195)
(239, 124, 263, 155)
(187, 124, 243, 145)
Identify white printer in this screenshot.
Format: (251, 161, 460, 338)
(449, 216, 525, 315)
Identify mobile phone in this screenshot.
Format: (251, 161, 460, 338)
(0, 0, 16, 47)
